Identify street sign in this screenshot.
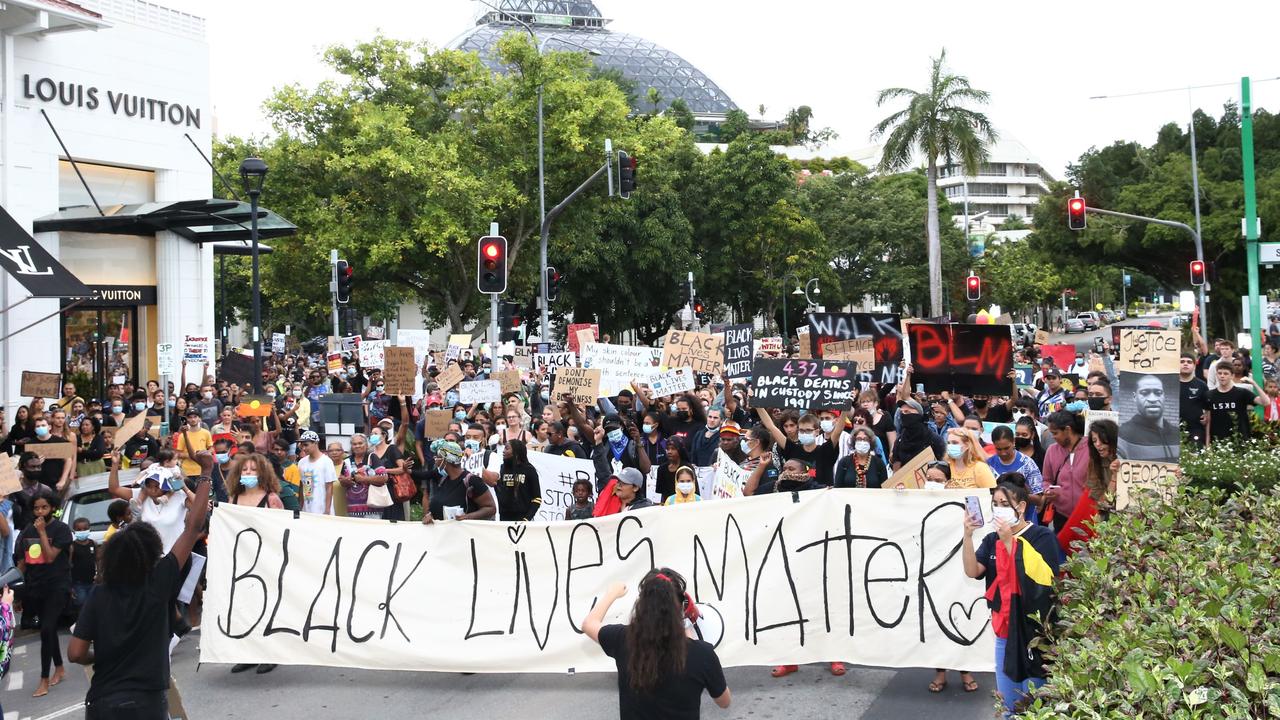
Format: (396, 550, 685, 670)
(157, 342, 177, 374)
(1258, 242, 1280, 264)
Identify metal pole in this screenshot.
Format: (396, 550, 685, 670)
(330, 249, 340, 340)
(249, 188, 263, 395)
(219, 254, 226, 358)
(538, 85, 548, 342)
(490, 221, 500, 349)
(1242, 77, 1264, 397)
(1188, 110, 1208, 344)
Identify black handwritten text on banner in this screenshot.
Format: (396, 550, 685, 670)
(807, 313, 905, 385)
(201, 491, 993, 673)
(906, 323, 1013, 396)
(750, 359, 856, 410)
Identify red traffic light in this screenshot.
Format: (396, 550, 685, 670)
(1190, 260, 1206, 286)
(1068, 198, 1083, 212)
(1068, 196, 1087, 230)
(483, 243, 500, 259)
(477, 236, 508, 294)
(966, 274, 981, 301)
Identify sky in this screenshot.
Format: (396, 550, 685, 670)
(163, 0, 1280, 179)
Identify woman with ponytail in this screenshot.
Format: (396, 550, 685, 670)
(584, 568, 731, 718)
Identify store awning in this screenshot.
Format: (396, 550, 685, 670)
(210, 240, 274, 256)
(33, 199, 298, 243)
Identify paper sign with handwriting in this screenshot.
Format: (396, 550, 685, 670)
(649, 367, 695, 397)
(822, 338, 875, 372)
(552, 367, 602, 405)
(1115, 460, 1179, 511)
(20, 371, 60, 399)
(435, 364, 466, 393)
(1118, 329, 1180, 375)
(382, 347, 418, 396)
(581, 343, 655, 396)
(458, 380, 502, 405)
(660, 330, 723, 374)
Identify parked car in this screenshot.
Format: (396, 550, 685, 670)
(63, 467, 140, 544)
(1065, 317, 1086, 334)
(1075, 312, 1100, 330)
(1099, 310, 1115, 324)
(1011, 323, 1034, 346)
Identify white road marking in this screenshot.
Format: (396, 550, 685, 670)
(4, 670, 21, 690)
(12, 645, 25, 655)
(31, 703, 84, 720)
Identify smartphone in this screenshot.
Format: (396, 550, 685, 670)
(964, 495, 984, 526)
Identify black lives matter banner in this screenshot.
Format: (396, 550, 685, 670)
(906, 323, 1013, 396)
(202, 493, 993, 673)
(722, 324, 753, 378)
(807, 313, 905, 384)
(751, 359, 857, 410)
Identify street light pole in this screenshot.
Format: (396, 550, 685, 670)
(239, 157, 268, 395)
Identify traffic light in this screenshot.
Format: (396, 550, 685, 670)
(546, 266, 562, 303)
(498, 300, 523, 342)
(335, 259, 353, 304)
(618, 150, 637, 198)
(966, 274, 981, 301)
(1067, 196, 1087, 230)
(693, 297, 706, 321)
(477, 236, 508, 294)
(1190, 260, 1206, 286)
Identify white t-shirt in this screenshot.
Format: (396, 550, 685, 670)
(296, 454, 337, 515)
(131, 487, 188, 553)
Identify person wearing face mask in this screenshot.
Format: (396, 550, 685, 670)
(740, 427, 780, 495)
(755, 407, 843, 487)
(962, 480, 1061, 717)
(284, 383, 311, 434)
(422, 440, 495, 522)
(15, 493, 73, 697)
(857, 391, 896, 458)
(663, 466, 702, 505)
(1035, 370, 1068, 418)
(986, 425, 1044, 523)
(660, 394, 705, 446)
(688, 407, 724, 489)
(68, 517, 97, 611)
(485, 439, 542, 521)
(833, 427, 888, 489)
(75, 417, 107, 478)
(757, 460, 823, 499)
(106, 453, 191, 555)
(639, 411, 668, 469)
(890, 398, 946, 470)
(367, 420, 409, 521)
(1085, 382, 1112, 413)
(1013, 416, 1046, 471)
(365, 374, 391, 424)
(28, 417, 73, 492)
(343, 434, 386, 520)
(102, 398, 128, 428)
(716, 422, 747, 464)
(193, 384, 223, 428)
(566, 400, 651, 492)
(944, 427, 996, 489)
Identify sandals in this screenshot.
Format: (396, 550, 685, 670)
(962, 675, 980, 692)
(770, 664, 799, 677)
(928, 680, 947, 693)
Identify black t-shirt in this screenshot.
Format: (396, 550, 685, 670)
(427, 470, 489, 521)
(1180, 377, 1210, 434)
(546, 440, 587, 459)
(867, 412, 895, 456)
(495, 460, 542, 521)
(661, 416, 701, 446)
(30, 436, 70, 489)
(70, 540, 97, 584)
(369, 444, 403, 473)
(15, 519, 72, 590)
(779, 438, 838, 486)
(1207, 386, 1256, 440)
(984, 404, 1013, 423)
(598, 623, 727, 720)
(74, 553, 182, 703)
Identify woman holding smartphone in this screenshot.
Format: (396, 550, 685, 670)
(961, 480, 1062, 716)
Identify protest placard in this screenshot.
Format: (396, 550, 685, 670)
(660, 329, 723, 374)
(751, 359, 856, 410)
(203, 491, 994, 673)
(448, 333, 472, 351)
(794, 327, 811, 358)
(712, 449, 745, 499)
(1013, 363, 1035, 388)
(552, 367, 602, 405)
(423, 410, 453, 439)
(885, 447, 933, 489)
(534, 351, 576, 381)
(271, 333, 286, 354)
(396, 329, 433, 370)
(807, 313, 905, 384)
(183, 334, 211, 363)
(1117, 328, 1180, 374)
(581, 343, 655, 396)
(382, 347, 418, 396)
(1039, 344, 1076, 372)
(722, 324, 753, 378)
(0, 454, 19, 496)
(340, 335, 362, 354)
(444, 344, 462, 364)
(20, 371, 60, 399)
(1034, 329, 1051, 346)
(1115, 460, 1179, 510)
(218, 351, 256, 388)
(326, 352, 343, 373)
(821, 337, 875, 372)
(30, 440, 75, 461)
(1116, 372, 1180, 464)
(513, 345, 534, 370)
(906, 323, 1013, 395)
(113, 412, 149, 450)
(575, 328, 596, 354)
(566, 323, 598, 355)
(649, 367, 695, 397)
(359, 339, 387, 369)
(435, 364, 465, 393)
(1084, 409, 1119, 436)
(458, 380, 502, 405)
(758, 336, 783, 356)
(492, 370, 522, 396)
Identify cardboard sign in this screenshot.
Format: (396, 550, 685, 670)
(822, 338, 875, 372)
(492, 370, 522, 396)
(885, 447, 934, 490)
(580, 343, 655, 396)
(649, 367, 696, 397)
(660, 329, 723, 374)
(396, 329, 433, 371)
(435, 364, 466, 393)
(458, 380, 502, 405)
(382, 346, 419, 396)
(751, 359, 856, 410)
(359, 339, 388, 370)
(271, 333, 286, 354)
(1115, 460, 1179, 510)
(807, 312, 905, 384)
(553, 367, 602, 405)
(534, 352, 576, 381)
(794, 327, 811, 358)
(1013, 364, 1036, 388)
(722, 324, 754, 378)
(906, 323, 1013, 395)
(184, 334, 211, 363)
(326, 352, 344, 373)
(113, 412, 149, 450)
(0, 454, 20, 496)
(30, 439, 76, 461)
(513, 345, 534, 370)
(423, 409, 453, 439)
(575, 328, 597, 355)
(1034, 329, 1050, 346)
(1117, 329, 1180, 375)
(448, 333, 472, 351)
(566, 323, 598, 355)
(995, 314, 1012, 325)
(1037, 344, 1076, 373)
(712, 449, 745, 499)
(20, 371, 60, 399)
(758, 337, 783, 356)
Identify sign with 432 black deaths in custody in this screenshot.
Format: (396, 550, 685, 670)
(751, 359, 856, 410)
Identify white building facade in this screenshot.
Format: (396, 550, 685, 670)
(937, 135, 1055, 232)
(0, 0, 215, 411)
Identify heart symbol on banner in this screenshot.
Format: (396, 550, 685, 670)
(507, 524, 527, 545)
(947, 598, 990, 645)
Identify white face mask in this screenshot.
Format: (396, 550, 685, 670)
(992, 506, 1019, 525)
(853, 440, 871, 454)
(1012, 411, 1027, 421)
(820, 419, 835, 433)
(293, 389, 303, 398)
(676, 481, 695, 495)
(203, 392, 213, 400)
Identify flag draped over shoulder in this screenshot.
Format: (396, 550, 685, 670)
(985, 525, 1060, 682)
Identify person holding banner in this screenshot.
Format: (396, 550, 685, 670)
(421, 440, 494, 523)
(583, 570, 730, 718)
(754, 408, 842, 487)
(962, 480, 1061, 717)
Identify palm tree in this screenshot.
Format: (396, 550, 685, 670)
(873, 49, 997, 318)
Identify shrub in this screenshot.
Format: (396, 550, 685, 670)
(1020, 486, 1280, 719)
(1180, 436, 1280, 493)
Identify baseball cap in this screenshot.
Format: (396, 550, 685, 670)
(898, 398, 924, 414)
(299, 430, 320, 444)
(719, 422, 742, 438)
(613, 467, 645, 487)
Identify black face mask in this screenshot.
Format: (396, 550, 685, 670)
(1088, 397, 1107, 411)
(1015, 437, 1032, 449)
(676, 410, 690, 422)
(973, 399, 988, 409)
(900, 412, 924, 426)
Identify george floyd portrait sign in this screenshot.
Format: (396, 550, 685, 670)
(202, 491, 994, 673)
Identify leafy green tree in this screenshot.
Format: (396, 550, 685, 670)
(873, 48, 997, 318)
(719, 109, 750, 143)
(665, 98, 694, 131)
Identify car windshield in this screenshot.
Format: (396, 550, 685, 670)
(64, 489, 117, 534)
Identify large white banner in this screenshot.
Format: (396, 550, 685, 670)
(201, 490, 995, 673)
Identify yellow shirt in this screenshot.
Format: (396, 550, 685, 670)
(282, 463, 301, 493)
(946, 459, 997, 489)
(176, 428, 213, 477)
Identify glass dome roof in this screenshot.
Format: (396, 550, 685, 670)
(451, 8, 738, 116)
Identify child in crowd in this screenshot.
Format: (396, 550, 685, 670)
(564, 478, 594, 521)
(102, 499, 130, 542)
(68, 518, 97, 610)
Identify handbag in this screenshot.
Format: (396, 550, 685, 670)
(366, 481, 394, 509)
(390, 471, 417, 503)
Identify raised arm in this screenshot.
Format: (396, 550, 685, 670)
(582, 582, 627, 643)
(896, 364, 915, 402)
(170, 451, 213, 569)
(754, 407, 787, 448)
(106, 450, 131, 501)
